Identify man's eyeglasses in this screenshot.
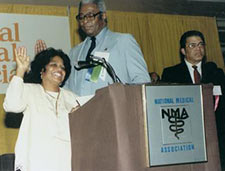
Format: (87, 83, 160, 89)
(76, 12, 102, 22)
(186, 42, 206, 49)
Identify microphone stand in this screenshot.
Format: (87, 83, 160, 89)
(74, 55, 122, 83)
(90, 55, 122, 83)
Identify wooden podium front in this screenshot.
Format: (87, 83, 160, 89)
(69, 83, 221, 171)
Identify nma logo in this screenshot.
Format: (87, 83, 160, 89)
(161, 107, 189, 140)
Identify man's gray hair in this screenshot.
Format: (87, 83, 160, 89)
(78, 0, 107, 12)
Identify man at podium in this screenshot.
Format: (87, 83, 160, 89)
(35, 0, 151, 97)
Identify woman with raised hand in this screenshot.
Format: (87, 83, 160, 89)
(3, 46, 80, 171)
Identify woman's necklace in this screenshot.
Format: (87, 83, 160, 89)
(44, 89, 61, 116)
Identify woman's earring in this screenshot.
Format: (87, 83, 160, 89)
(40, 72, 43, 79)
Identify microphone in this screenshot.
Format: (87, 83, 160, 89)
(90, 55, 105, 63)
(74, 60, 99, 70)
(74, 55, 122, 83)
(90, 55, 122, 83)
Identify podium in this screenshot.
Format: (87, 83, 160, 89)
(69, 83, 221, 171)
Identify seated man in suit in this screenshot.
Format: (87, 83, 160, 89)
(161, 30, 225, 169)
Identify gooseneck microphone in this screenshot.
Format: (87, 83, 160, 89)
(74, 55, 122, 83)
(90, 55, 122, 83)
(74, 60, 99, 70)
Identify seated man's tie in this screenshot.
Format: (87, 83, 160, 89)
(192, 65, 201, 84)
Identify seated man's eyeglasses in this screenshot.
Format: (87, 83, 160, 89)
(76, 12, 102, 22)
(186, 42, 206, 49)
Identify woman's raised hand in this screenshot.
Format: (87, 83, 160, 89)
(35, 40, 47, 55)
(15, 47, 30, 78)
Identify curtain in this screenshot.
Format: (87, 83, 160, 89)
(0, 3, 224, 153)
(106, 11, 224, 75)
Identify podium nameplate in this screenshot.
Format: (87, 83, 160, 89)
(145, 85, 207, 166)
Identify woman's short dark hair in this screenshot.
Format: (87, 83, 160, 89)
(24, 47, 71, 87)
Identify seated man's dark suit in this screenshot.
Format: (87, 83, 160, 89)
(161, 61, 225, 85)
(161, 61, 225, 169)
